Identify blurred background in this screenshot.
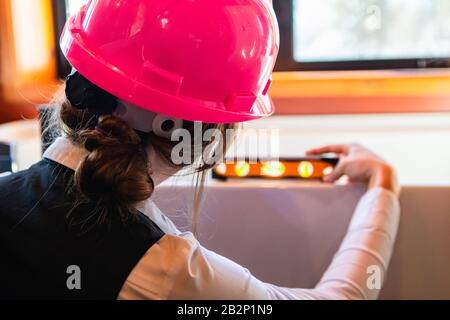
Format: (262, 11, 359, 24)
(0, 0, 450, 299)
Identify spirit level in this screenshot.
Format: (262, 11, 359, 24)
(212, 157, 339, 180)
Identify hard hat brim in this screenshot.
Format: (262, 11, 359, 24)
(61, 23, 275, 124)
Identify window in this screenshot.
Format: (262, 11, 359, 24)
(0, 0, 57, 105)
(274, 0, 450, 71)
(65, 0, 87, 17)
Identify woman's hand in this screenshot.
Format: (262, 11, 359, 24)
(306, 144, 400, 195)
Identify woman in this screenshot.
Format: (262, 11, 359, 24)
(0, 0, 399, 300)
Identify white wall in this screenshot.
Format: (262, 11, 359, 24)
(242, 113, 450, 185)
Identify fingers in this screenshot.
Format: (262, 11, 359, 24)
(323, 160, 347, 183)
(306, 144, 350, 183)
(306, 144, 349, 156)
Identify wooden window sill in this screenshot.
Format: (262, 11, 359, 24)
(270, 70, 450, 114)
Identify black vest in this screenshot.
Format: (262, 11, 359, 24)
(0, 159, 164, 300)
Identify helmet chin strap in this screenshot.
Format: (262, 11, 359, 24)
(114, 100, 184, 139)
(69, 68, 184, 139)
(114, 100, 157, 133)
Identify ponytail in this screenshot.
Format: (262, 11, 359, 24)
(51, 84, 236, 232)
(74, 115, 154, 219)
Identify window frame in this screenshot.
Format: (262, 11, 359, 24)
(51, 0, 71, 79)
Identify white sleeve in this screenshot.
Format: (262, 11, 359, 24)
(119, 188, 400, 300)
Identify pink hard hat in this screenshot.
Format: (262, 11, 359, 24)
(60, 0, 279, 124)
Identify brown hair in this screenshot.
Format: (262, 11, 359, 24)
(46, 85, 237, 234)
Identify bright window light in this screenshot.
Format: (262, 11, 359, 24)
(66, 0, 89, 17)
(11, 0, 49, 72)
(293, 0, 450, 62)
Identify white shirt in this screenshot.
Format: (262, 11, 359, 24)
(44, 137, 400, 300)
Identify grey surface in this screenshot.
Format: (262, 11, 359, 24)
(154, 182, 450, 300)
